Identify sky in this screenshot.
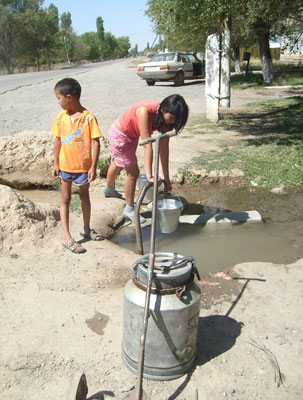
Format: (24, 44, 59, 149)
(43, 0, 157, 51)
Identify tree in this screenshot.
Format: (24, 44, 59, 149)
(60, 11, 72, 65)
(113, 36, 131, 58)
(81, 32, 101, 60)
(19, 4, 59, 70)
(0, 0, 44, 73)
(96, 16, 105, 42)
(146, 0, 303, 84)
(101, 32, 117, 59)
(242, 0, 303, 83)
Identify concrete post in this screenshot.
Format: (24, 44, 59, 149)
(205, 33, 220, 121)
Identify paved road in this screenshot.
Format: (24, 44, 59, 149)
(0, 60, 124, 94)
(0, 58, 206, 137)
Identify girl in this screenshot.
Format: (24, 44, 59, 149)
(103, 94, 189, 222)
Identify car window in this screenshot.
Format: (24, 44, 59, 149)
(166, 53, 175, 61)
(181, 55, 190, 63)
(187, 54, 200, 63)
(150, 53, 175, 62)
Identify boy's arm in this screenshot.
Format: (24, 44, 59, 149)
(52, 136, 61, 179)
(159, 137, 172, 191)
(88, 138, 100, 182)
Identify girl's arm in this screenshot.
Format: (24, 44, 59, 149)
(159, 137, 172, 191)
(88, 138, 100, 182)
(136, 106, 153, 181)
(52, 136, 61, 179)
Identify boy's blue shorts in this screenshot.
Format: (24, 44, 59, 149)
(59, 171, 89, 186)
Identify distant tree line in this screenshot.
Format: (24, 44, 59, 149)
(0, 0, 134, 74)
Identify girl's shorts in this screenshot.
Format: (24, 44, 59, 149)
(60, 171, 88, 186)
(108, 123, 139, 167)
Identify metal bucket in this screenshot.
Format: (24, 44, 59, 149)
(157, 198, 183, 233)
(122, 253, 201, 380)
(137, 174, 154, 203)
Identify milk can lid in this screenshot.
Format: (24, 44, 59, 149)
(133, 252, 195, 289)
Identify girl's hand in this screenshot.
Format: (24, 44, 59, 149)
(147, 176, 162, 187)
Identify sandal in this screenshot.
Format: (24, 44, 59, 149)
(63, 239, 85, 254)
(80, 229, 105, 241)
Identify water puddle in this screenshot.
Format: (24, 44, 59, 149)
(17, 188, 60, 207)
(112, 221, 303, 278)
(17, 185, 303, 278)
(112, 185, 303, 277)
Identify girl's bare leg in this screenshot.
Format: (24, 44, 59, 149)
(106, 160, 121, 187)
(124, 164, 140, 206)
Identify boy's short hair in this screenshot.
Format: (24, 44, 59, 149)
(54, 78, 81, 99)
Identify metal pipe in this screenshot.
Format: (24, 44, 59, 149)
(134, 181, 153, 255)
(135, 133, 175, 400)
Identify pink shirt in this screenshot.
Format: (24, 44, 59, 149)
(118, 100, 160, 138)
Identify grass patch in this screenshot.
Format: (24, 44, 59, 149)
(190, 96, 303, 189)
(231, 63, 303, 88)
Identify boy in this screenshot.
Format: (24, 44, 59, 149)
(51, 78, 103, 253)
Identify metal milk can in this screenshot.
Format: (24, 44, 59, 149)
(122, 252, 201, 381)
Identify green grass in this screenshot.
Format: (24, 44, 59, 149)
(231, 63, 303, 88)
(188, 96, 303, 189)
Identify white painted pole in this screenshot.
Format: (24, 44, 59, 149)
(205, 34, 220, 121)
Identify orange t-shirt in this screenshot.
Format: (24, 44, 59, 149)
(118, 100, 160, 138)
(50, 110, 102, 173)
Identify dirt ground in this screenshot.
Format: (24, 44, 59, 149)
(1, 59, 303, 399)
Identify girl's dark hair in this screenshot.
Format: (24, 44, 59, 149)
(154, 94, 189, 133)
(54, 78, 81, 99)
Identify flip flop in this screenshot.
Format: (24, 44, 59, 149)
(63, 239, 86, 254)
(80, 229, 105, 241)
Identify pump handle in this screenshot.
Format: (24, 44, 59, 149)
(139, 131, 177, 146)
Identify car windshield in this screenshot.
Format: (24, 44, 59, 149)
(150, 53, 176, 62)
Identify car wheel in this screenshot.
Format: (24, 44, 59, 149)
(146, 80, 155, 86)
(174, 71, 184, 86)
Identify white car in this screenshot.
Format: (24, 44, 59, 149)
(137, 51, 205, 86)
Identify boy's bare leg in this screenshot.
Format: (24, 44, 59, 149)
(106, 160, 121, 187)
(60, 179, 73, 243)
(124, 164, 139, 206)
(79, 183, 91, 236)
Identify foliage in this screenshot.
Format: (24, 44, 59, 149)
(81, 32, 100, 60)
(145, 0, 303, 83)
(0, 2, 131, 73)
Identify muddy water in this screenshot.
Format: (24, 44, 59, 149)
(112, 185, 303, 277)
(18, 185, 303, 278)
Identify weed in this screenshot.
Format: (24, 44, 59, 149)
(10, 253, 19, 259)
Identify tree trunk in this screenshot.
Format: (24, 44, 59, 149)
(1, 57, 13, 74)
(258, 30, 274, 84)
(220, 17, 231, 108)
(233, 45, 241, 74)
